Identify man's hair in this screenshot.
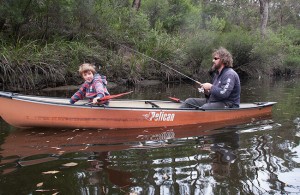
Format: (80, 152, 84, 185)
(213, 47, 233, 67)
(78, 63, 96, 75)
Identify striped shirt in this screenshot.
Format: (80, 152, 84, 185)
(70, 73, 110, 104)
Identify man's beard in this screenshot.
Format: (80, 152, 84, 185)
(212, 61, 222, 71)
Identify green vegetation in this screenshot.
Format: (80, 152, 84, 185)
(0, 0, 299, 90)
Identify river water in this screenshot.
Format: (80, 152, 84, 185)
(0, 77, 299, 194)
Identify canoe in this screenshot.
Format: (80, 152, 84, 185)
(0, 91, 276, 129)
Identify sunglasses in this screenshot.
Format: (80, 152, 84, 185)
(213, 57, 220, 60)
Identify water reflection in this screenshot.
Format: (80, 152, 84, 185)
(210, 132, 239, 179)
(1, 77, 300, 194)
(0, 118, 299, 194)
(0, 123, 238, 168)
(0, 122, 245, 194)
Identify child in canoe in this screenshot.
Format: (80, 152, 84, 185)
(70, 63, 110, 104)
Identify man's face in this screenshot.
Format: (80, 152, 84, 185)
(212, 55, 222, 71)
(82, 70, 94, 82)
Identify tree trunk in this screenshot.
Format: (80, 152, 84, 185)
(132, 0, 141, 11)
(259, 0, 269, 38)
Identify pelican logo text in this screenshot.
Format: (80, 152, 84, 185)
(143, 112, 175, 122)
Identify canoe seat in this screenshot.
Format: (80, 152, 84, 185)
(145, 101, 160, 108)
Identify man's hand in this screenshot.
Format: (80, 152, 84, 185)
(201, 83, 213, 95)
(201, 83, 213, 91)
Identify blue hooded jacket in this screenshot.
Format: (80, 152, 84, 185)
(208, 67, 240, 107)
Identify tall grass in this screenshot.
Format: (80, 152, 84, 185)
(0, 37, 111, 90)
(1, 17, 299, 91)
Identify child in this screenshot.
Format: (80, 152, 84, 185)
(70, 63, 110, 104)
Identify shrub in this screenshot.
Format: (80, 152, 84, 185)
(219, 29, 256, 77)
(0, 37, 112, 90)
(250, 29, 300, 76)
(184, 30, 217, 72)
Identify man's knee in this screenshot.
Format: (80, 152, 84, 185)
(202, 102, 226, 109)
(185, 98, 195, 104)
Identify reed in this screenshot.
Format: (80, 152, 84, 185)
(0, 38, 104, 90)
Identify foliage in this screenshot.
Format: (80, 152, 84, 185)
(269, 0, 300, 28)
(251, 33, 287, 76)
(0, 0, 299, 90)
(207, 16, 227, 32)
(183, 30, 217, 71)
(140, 0, 169, 30)
(0, 37, 114, 90)
(219, 29, 256, 76)
(141, 0, 194, 33)
(280, 25, 300, 71)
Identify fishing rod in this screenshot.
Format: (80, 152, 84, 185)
(107, 39, 202, 85)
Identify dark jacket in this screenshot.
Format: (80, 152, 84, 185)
(208, 67, 240, 108)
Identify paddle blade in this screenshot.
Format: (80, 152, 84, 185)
(98, 91, 133, 102)
(168, 97, 181, 103)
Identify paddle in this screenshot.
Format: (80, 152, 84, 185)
(97, 91, 133, 104)
(168, 97, 182, 103)
(168, 97, 203, 110)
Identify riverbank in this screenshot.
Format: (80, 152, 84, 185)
(0, 35, 299, 92)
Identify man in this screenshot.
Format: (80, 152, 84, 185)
(180, 47, 240, 109)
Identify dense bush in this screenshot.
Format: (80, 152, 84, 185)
(0, 37, 117, 90)
(0, 0, 299, 90)
(281, 25, 300, 73)
(220, 29, 256, 77)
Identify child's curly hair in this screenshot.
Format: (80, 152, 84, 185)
(78, 63, 96, 75)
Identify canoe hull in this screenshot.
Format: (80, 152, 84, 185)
(0, 92, 275, 129)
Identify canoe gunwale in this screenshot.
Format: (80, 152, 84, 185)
(0, 91, 14, 99)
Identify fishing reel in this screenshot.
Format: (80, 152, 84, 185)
(198, 87, 204, 93)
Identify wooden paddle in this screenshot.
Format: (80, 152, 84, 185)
(97, 91, 133, 104)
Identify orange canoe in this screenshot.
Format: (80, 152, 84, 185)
(0, 91, 276, 129)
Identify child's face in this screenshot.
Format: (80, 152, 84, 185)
(82, 71, 94, 82)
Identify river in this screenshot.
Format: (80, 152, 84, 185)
(0, 77, 299, 194)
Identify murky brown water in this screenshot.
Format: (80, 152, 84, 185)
(0, 77, 300, 194)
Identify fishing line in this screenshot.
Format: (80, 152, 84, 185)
(105, 39, 201, 85)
